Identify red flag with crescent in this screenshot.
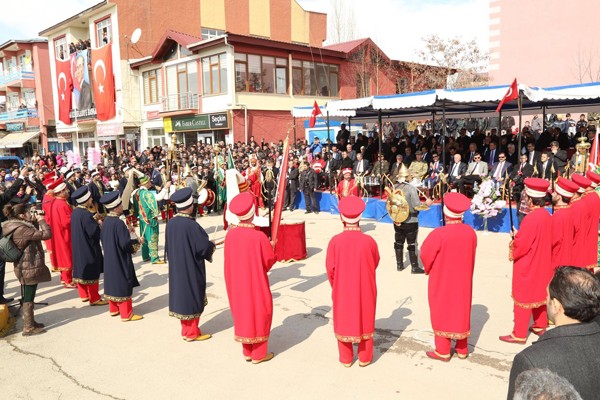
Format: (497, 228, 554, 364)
(496, 78, 519, 113)
(55, 58, 73, 124)
(271, 137, 290, 241)
(91, 43, 116, 121)
(309, 101, 322, 128)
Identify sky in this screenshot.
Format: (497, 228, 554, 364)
(0, 0, 488, 63)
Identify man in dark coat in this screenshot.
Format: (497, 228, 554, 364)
(299, 162, 319, 214)
(507, 267, 600, 400)
(99, 191, 142, 322)
(284, 161, 299, 211)
(550, 141, 568, 176)
(89, 170, 108, 214)
(165, 188, 215, 342)
(71, 186, 106, 306)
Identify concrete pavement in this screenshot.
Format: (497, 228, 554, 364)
(1, 210, 527, 399)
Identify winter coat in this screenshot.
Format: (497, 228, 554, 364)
(2, 219, 52, 285)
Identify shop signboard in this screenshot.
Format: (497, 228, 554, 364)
(6, 123, 24, 132)
(166, 112, 230, 132)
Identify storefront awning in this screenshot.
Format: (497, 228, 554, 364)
(0, 131, 40, 148)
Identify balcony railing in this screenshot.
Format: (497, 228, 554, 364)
(0, 108, 38, 121)
(161, 92, 199, 113)
(0, 68, 35, 86)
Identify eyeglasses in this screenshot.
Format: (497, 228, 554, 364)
(499, 156, 506, 159)
(474, 156, 481, 159)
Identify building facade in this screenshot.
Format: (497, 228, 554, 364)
(0, 39, 54, 159)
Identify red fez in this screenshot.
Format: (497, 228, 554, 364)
(443, 192, 470, 218)
(587, 170, 600, 187)
(229, 192, 255, 221)
(43, 172, 56, 181)
(342, 168, 352, 176)
(42, 178, 56, 189)
(571, 174, 591, 193)
(524, 178, 549, 198)
(554, 177, 579, 198)
(48, 176, 66, 193)
(338, 195, 365, 224)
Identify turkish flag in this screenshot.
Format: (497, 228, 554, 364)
(309, 101, 322, 128)
(91, 43, 116, 121)
(495, 78, 519, 113)
(55, 58, 73, 125)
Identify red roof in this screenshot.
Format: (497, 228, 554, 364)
(150, 29, 202, 60)
(323, 38, 369, 53)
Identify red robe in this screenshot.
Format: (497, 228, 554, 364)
(244, 166, 264, 209)
(49, 197, 73, 271)
(224, 224, 276, 343)
(570, 197, 590, 268)
(550, 206, 576, 270)
(326, 227, 380, 342)
(581, 192, 600, 269)
(42, 192, 55, 266)
(421, 221, 477, 339)
(336, 179, 358, 199)
(511, 207, 552, 307)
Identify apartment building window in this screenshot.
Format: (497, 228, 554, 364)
(19, 51, 32, 72)
(54, 36, 67, 60)
(22, 89, 36, 108)
(95, 16, 112, 47)
(291, 60, 338, 97)
(165, 61, 198, 109)
(143, 69, 162, 104)
(201, 28, 225, 40)
(234, 53, 288, 94)
(202, 53, 227, 95)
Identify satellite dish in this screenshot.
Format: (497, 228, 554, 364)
(131, 28, 142, 44)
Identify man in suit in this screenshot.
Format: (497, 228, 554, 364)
(489, 152, 512, 184)
(340, 150, 354, 171)
(536, 152, 553, 180)
(550, 141, 568, 176)
(353, 152, 370, 177)
(284, 162, 299, 211)
(464, 143, 478, 164)
(420, 146, 433, 165)
(507, 267, 600, 400)
(457, 152, 488, 194)
(526, 142, 541, 167)
(483, 142, 499, 168)
(509, 154, 534, 205)
(389, 154, 404, 182)
(447, 153, 467, 188)
(346, 144, 357, 163)
(423, 153, 444, 189)
(75, 54, 93, 111)
(336, 123, 351, 148)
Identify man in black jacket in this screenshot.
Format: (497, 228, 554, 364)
(507, 267, 600, 400)
(284, 161, 299, 211)
(0, 166, 29, 304)
(299, 162, 319, 214)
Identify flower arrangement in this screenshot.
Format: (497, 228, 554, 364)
(470, 178, 506, 221)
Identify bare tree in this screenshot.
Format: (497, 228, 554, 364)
(572, 43, 600, 83)
(328, 0, 358, 44)
(413, 35, 489, 89)
(339, 40, 395, 97)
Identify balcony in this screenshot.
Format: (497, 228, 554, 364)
(0, 68, 35, 87)
(0, 108, 38, 122)
(160, 92, 199, 116)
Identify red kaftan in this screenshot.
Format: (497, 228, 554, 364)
(511, 207, 552, 307)
(224, 224, 276, 343)
(581, 192, 600, 268)
(244, 167, 264, 209)
(570, 197, 590, 268)
(550, 206, 575, 270)
(42, 192, 55, 266)
(420, 221, 477, 339)
(326, 228, 380, 342)
(49, 197, 72, 271)
(336, 179, 358, 199)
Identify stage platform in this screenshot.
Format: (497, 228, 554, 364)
(293, 191, 550, 233)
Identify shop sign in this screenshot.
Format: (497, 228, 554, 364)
(6, 123, 24, 132)
(57, 132, 73, 143)
(210, 112, 229, 129)
(146, 110, 160, 120)
(166, 112, 230, 132)
(97, 123, 123, 137)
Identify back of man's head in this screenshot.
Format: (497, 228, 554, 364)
(514, 368, 582, 400)
(549, 267, 600, 323)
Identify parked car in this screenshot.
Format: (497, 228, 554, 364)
(0, 156, 24, 171)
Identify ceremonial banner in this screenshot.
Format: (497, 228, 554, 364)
(271, 137, 290, 241)
(91, 43, 116, 121)
(55, 58, 73, 124)
(496, 78, 519, 113)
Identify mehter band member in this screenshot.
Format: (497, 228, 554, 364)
(71, 186, 107, 306)
(166, 187, 215, 342)
(550, 177, 579, 270)
(100, 191, 143, 322)
(224, 192, 276, 364)
(421, 192, 476, 361)
(135, 175, 165, 264)
(326, 195, 380, 367)
(500, 178, 552, 344)
(48, 177, 75, 288)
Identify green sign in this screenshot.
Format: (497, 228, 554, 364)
(168, 112, 230, 132)
(6, 123, 24, 132)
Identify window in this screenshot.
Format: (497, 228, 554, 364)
(143, 69, 162, 104)
(202, 53, 227, 95)
(201, 28, 225, 40)
(22, 89, 36, 108)
(303, 61, 315, 96)
(54, 36, 67, 60)
(19, 51, 32, 72)
(397, 78, 408, 94)
(165, 61, 198, 110)
(147, 128, 165, 147)
(234, 53, 289, 95)
(95, 17, 112, 47)
(292, 60, 302, 95)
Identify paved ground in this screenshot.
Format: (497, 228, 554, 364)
(0, 209, 530, 399)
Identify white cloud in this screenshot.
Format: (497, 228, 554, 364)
(298, 0, 489, 62)
(0, 0, 99, 43)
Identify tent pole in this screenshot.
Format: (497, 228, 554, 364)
(378, 109, 383, 197)
(326, 110, 330, 143)
(293, 117, 297, 145)
(441, 100, 447, 226)
(542, 105, 547, 136)
(517, 91, 523, 156)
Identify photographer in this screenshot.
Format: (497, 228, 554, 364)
(0, 166, 30, 304)
(2, 203, 52, 336)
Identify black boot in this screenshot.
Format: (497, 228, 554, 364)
(409, 250, 424, 274)
(0, 264, 13, 304)
(395, 246, 406, 271)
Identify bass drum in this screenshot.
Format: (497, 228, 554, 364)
(204, 189, 215, 207)
(198, 188, 209, 206)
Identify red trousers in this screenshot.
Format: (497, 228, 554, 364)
(180, 318, 202, 339)
(513, 304, 547, 339)
(337, 339, 373, 364)
(60, 270, 73, 285)
(77, 283, 101, 303)
(434, 336, 468, 356)
(161, 209, 174, 221)
(242, 341, 268, 361)
(109, 299, 133, 319)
